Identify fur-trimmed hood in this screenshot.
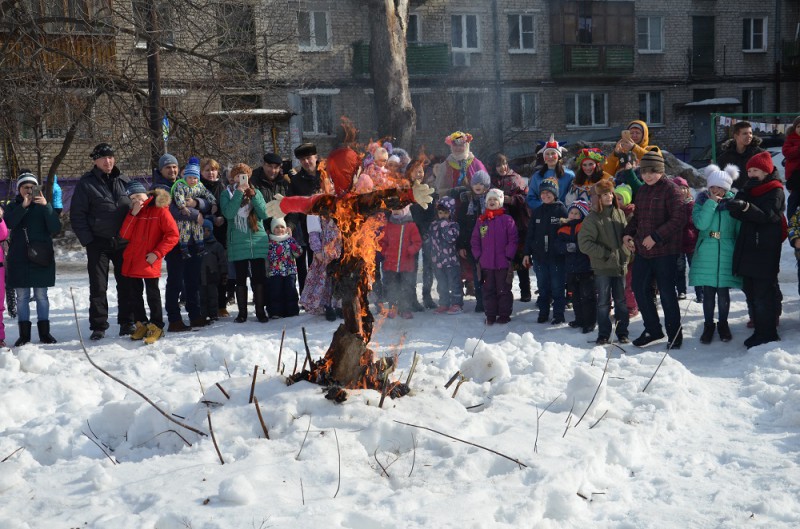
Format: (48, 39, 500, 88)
(720, 135, 762, 153)
(148, 187, 171, 208)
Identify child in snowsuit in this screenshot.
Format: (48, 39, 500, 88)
(266, 217, 302, 318)
(523, 177, 568, 324)
(118, 182, 179, 344)
(470, 189, 518, 325)
(172, 157, 217, 259)
(381, 206, 422, 319)
(429, 196, 462, 314)
(200, 219, 227, 322)
(556, 200, 595, 333)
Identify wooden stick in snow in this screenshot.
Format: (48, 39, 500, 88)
(1, 447, 24, 463)
(207, 412, 225, 464)
(277, 326, 286, 373)
(574, 358, 609, 427)
(444, 370, 461, 389)
(405, 351, 419, 386)
(253, 396, 270, 439)
(248, 365, 259, 404)
(215, 382, 230, 400)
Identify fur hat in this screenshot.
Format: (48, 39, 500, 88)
(593, 179, 615, 196)
(263, 152, 282, 165)
(746, 151, 774, 175)
(159, 153, 179, 170)
(16, 171, 38, 190)
(445, 131, 473, 145)
(537, 134, 567, 159)
(569, 200, 590, 219)
(575, 148, 605, 168)
(486, 188, 504, 205)
(294, 143, 317, 158)
(639, 147, 665, 173)
(539, 177, 559, 198)
(270, 217, 287, 231)
(184, 157, 201, 179)
(614, 184, 633, 206)
(471, 170, 491, 187)
(125, 180, 148, 196)
(90, 143, 114, 160)
(704, 164, 738, 191)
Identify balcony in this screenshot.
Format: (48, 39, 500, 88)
(0, 34, 116, 74)
(550, 44, 634, 77)
(352, 42, 450, 77)
(783, 39, 800, 72)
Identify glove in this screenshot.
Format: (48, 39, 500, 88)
(566, 242, 577, 253)
(266, 194, 286, 219)
(412, 182, 434, 209)
(725, 199, 747, 213)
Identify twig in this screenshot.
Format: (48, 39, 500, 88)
(574, 358, 609, 427)
(223, 359, 231, 378)
(194, 365, 205, 395)
(1, 447, 24, 463)
(563, 414, 572, 438)
(296, 416, 312, 460)
(441, 334, 455, 358)
(471, 328, 488, 357)
(589, 410, 609, 429)
(215, 382, 230, 400)
(534, 405, 540, 454)
(538, 394, 562, 419)
(566, 397, 576, 423)
(642, 352, 669, 393)
(466, 402, 484, 410)
(405, 351, 419, 386)
(452, 377, 466, 398)
(378, 375, 389, 409)
(277, 326, 286, 373)
(408, 433, 417, 477)
(69, 289, 207, 438)
(642, 304, 690, 392)
(248, 365, 259, 404)
(300, 478, 305, 505)
(333, 428, 341, 498)
(207, 412, 225, 464)
(394, 420, 528, 468)
(373, 447, 390, 478)
(292, 350, 299, 375)
(301, 327, 314, 371)
(133, 429, 192, 448)
(81, 431, 117, 465)
(444, 370, 461, 389)
(253, 396, 270, 439)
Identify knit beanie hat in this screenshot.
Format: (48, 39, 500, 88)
(16, 170, 38, 190)
(184, 157, 201, 179)
(672, 176, 689, 188)
(746, 151, 774, 175)
(575, 148, 605, 168)
(90, 143, 114, 160)
(471, 170, 491, 187)
(270, 217, 287, 232)
(486, 188, 504, 205)
(159, 153, 179, 170)
(614, 184, 633, 206)
(539, 177, 559, 198)
(639, 147, 665, 173)
(125, 180, 148, 196)
(704, 164, 737, 191)
(569, 200, 590, 219)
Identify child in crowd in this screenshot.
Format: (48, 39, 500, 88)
(523, 177, 568, 324)
(356, 147, 390, 192)
(429, 196, 462, 314)
(578, 180, 631, 345)
(118, 181, 179, 344)
(172, 157, 218, 259)
(557, 200, 595, 333)
(729, 151, 786, 348)
(526, 135, 574, 210)
(407, 160, 437, 310)
(199, 219, 227, 322)
(672, 176, 701, 302)
(457, 170, 492, 311)
(266, 217, 302, 318)
(380, 206, 422, 319)
(300, 215, 342, 321)
(614, 184, 638, 318)
(690, 165, 741, 344)
(470, 188, 518, 325)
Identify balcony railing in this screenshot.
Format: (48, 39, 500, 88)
(783, 40, 800, 71)
(550, 44, 634, 77)
(353, 42, 450, 77)
(0, 34, 116, 73)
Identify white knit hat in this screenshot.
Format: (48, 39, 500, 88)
(270, 217, 287, 231)
(486, 188, 504, 205)
(704, 164, 738, 192)
(16, 172, 38, 191)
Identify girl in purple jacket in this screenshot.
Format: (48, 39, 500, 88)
(470, 189, 518, 325)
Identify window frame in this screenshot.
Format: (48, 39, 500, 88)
(741, 87, 765, 114)
(564, 91, 609, 129)
(451, 13, 480, 52)
(451, 90, 484, 130)
(297, 10, 331, 52)
(300, 94, 334, 136)
(507, 13, 536, 54)
(637, 15, 664, 54)
(407, 12, 421, 44)
(638, 91, 664, 126)
(509, 91, 539, 130)
(742, 17, 768, 53)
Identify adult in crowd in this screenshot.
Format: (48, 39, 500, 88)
(717, 121, 764, 190)
(526, 135, 574, 210)
(200, 158, 230, 317)
(432, 131, 487, 194)
(288, 143, 321, 293)
(251, 152, 291, 231)
(604, 120, 651, 176)
(5, 171, 62, 346)
(782, 116, 800, 219)
(70, 143, 133, 340)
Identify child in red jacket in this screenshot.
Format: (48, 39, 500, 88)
(119, 182, 179, 344)
(380, 206, 422, 319)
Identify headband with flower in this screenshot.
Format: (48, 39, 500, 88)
(445, 131, 473, 146)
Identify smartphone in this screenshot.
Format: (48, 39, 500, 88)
(30, 184, 41, 196)
(621, 130, 632, 141)
(238, 174, 247, 185)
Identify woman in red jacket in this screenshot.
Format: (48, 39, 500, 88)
(118, 182, 179, 344)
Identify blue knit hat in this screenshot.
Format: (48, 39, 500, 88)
(184, 157, 201, 179)
(569, 200, 590, 219)
(159, 153, 179, 170)
(125, 180, 148, 196)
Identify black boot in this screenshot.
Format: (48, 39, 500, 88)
(422, 294, 437, 309)
(14, 321, 32, 347)
(699, 322, 715, 344)
(37, 320, 57, 344)
(717, 321, 732, 342)
(253, 284, 268, 323)
(234, 285, 249, 323)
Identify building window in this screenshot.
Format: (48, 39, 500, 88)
(452, 92, 483, 130)
(301, 95, 333, 135)
(221, 94, 260, 111)
(407, 13, 420, 44)
(26, 0, 113, 33)
(743, 17, 767, 52)
(510, 92, 538, 129)
(577, 15, 592, 44)
(132, 0, 174, 47)
(298, 11, 330, 51)
(18, 95, 92, 140)
(508, 14, 535, 53)
(742, 88, 765, 114)
(565, 92, 608, 128)
(451, 14, 479, 51)
(638, 91, 663, 126)
(637, 16, 663, 53)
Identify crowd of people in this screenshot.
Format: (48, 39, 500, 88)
(2, 115, 799, 351)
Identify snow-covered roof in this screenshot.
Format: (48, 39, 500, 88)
(207, 108, 292, 118)
(683, 97, 740, 107)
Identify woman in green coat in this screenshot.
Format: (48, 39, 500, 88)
(220, 163, 269, 323)
(5, 171, 62, 346)
(689, 164, 742, 345)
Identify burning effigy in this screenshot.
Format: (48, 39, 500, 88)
(266, 143, 434, 402)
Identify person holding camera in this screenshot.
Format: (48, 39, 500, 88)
(604, 121, 651, 177)
(5, 170, 62, 346)
(70, 143, 134, 341)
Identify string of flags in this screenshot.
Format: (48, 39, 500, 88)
(718, 115, 792, 134)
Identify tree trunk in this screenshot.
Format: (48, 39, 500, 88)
(367, 0, 416, 150)
(145, 0, 163, 170)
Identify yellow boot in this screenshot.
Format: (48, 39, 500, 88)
(143, 323, 163, 345)
(130, 321, 148, 340)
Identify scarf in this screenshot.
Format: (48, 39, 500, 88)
(227, 184, 253, 233)
(467, 193, 487, 216)
(478, 207, 505, 222)
(447, 153, 475, 186)
(269, 233, 290, 242)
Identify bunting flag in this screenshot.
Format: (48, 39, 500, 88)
(162, 115, 170, 143)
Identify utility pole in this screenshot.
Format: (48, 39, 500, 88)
(145, 0, 163, 170)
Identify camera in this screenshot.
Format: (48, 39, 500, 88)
(29, 184, 41, 196)
(617, 152, 631, 166)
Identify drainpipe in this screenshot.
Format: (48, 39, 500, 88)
(491, 0, 503, 153)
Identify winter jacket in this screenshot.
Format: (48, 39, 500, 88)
(524, 201, 568, 261)
(0, 219, 7, 266)
(70, 165, 131, 246)
(381, 216, 422, 273)
(201, 238, 227, 286)
(556, 220, 592, 274)
(716, 136, 765, 190)
(492, 170, 530, 246)
(729, 175, 786, 279)
(679, 197, 698, 254)
(287, 167, 321, 248)
(152, 170, 209, 227)
(526, 167, 575, 210)
(5, 196, 61, 288)
(251, 169, 292, 232)
(578, 206, 630, 277)
(688, 190, 742, 289)
(470, 209, 518, 270)
(455, 191, 488, 253)
(118, 189, 180, 279)
(220, 185, 270, 262)
(604, 120, 651, 176)
(784, 129, 800, 191)
(623, 176, 686, 258)
(51, 176, 63, 210)
(266, 236, 302, 277)
(429, 218, 460, 269)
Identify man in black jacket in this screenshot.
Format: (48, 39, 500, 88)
(288, 143, 321, 293)
(69, 143, 134, 340)
(717, 122, 765, 190)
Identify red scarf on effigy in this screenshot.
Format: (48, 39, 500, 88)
(479, 207, 505, 222)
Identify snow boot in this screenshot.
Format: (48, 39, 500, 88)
(699, 322, 715, 344)
(15, 321, 32, 347)
(143, 323, 163, 345)
(37, 320, 57, 344)
(717, 321, 732, 342)
(234, 285, 249, 323)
